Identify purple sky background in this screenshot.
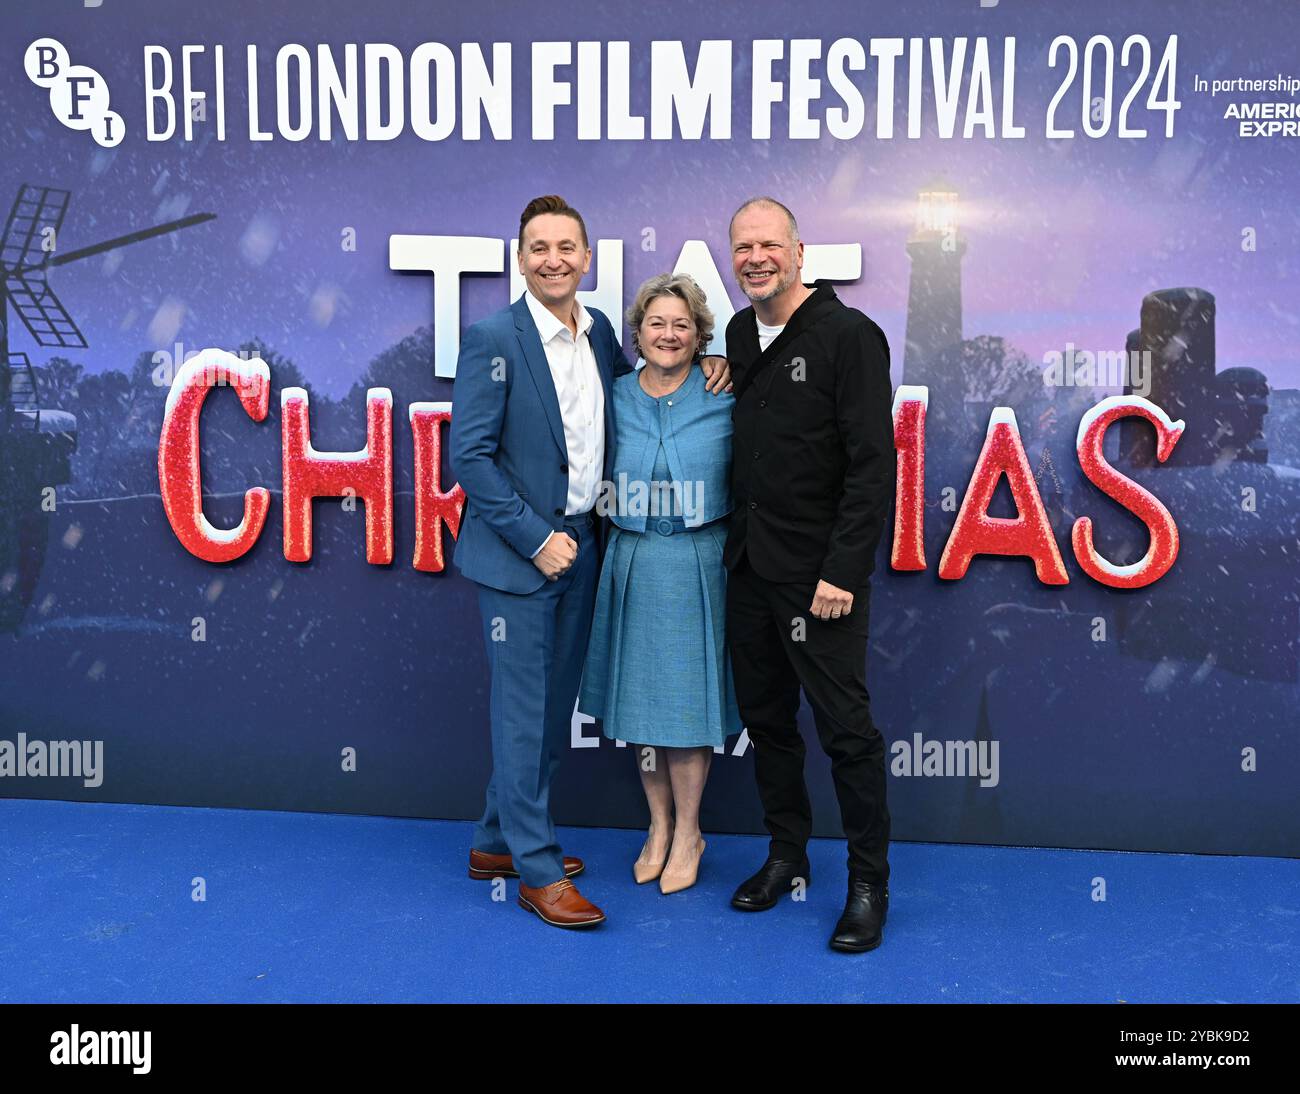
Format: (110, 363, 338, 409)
(4, 0, 1298, 400)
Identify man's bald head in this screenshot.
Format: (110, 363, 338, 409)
(729, 197, 800, 246)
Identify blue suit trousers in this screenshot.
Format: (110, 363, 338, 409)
(471, 515, 598, 887)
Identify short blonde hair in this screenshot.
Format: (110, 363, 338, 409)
(625, 273, 714, 359)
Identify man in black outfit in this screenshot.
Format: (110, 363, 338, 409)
(723, 197, 896, 952)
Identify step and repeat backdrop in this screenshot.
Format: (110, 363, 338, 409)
(1, 0, 1296, 856)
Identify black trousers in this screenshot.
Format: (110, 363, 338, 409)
(726, 554, 891, 884)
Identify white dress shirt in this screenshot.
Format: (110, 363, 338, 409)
(524, 289, 606, 557)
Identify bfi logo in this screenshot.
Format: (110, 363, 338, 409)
(25, 38, 124, 148)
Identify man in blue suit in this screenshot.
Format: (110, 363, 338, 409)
(450, 195, 728, 928)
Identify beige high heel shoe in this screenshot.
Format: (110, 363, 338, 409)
(633, 823, 674, 884)
(659, 837, 706, 895)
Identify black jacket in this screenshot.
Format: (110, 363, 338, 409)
(724, 280, 896, 589)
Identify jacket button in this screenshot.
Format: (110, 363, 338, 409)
(749, 501, 757, 510)
(560, 464, 568, 473)
(554, 508, 564, 517)
(753, 450, 760, 459)
(759, 399, 767, 407)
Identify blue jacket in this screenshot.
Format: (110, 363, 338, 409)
(606, 367, 735, 532)
(449, 294, 631, 594)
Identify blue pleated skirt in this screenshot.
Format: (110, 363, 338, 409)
(579, 519, 743, 748)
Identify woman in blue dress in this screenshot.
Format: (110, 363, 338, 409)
(580, 273, 742, 895)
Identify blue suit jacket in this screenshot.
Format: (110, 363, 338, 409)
(449, 293, 632, 594)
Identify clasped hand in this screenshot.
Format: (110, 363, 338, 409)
(534, 532, 578, 581)
(810, 579, 853, 620)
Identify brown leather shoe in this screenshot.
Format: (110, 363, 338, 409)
(517, 878, 606, 928)
(468, 848, 584, 880)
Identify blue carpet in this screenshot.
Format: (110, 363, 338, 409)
(0, 798, 1295, 1003)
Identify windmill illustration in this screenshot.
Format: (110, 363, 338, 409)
(0, 182, 216, 629)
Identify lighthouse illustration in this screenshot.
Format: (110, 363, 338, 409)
(903, 176, 966, 389)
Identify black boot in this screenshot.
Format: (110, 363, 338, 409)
(730, 856, 811, 911)
(830, 876, 888, 952)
